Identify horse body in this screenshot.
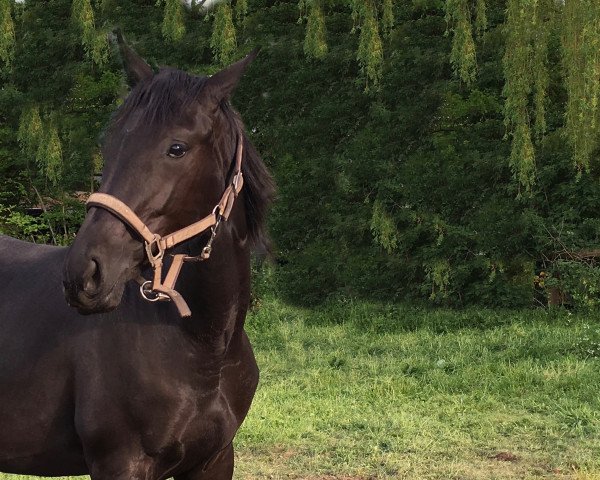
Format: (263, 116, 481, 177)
(0, 235, 258, 479)
(0, 34, 271, 479)
(0, 237, 86, 475)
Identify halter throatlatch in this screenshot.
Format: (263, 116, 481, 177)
(86, 134, 244, 317)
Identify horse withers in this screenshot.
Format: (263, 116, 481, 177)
(0, 34, 273, 480)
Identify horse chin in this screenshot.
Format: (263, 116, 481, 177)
(64, 281, 126, 316)
(75, 298, 120, 316)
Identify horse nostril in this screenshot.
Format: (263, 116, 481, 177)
(82, 258, 101, 295)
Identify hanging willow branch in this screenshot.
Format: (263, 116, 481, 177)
(349, 0, 365, 31)
(304, 0, 327, 60)
(161, 0, 186, 43)
(18, 106, 63, 187)
(532, 1, 551, 140)
(235, 0, 248, 26)
(39, 123, 64, 187)
(17, 105, 43, 160)
(502, 0, 553, 193)
(381, 0, 394, 38)
(211, 1, 236, 66)
(71, 0, 108, 65)
(299, 0, 393, 89)
(445, 0, 477, 85)
(562, 0, 600, 173)
(0, 0, 15, 66)
(502, 0, 539, 194)
(357, 2, 383, 91)
(474, 0, 487, 37)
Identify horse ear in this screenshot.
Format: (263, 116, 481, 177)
(114, 29, 153, 87)
(203, 48, 259, 107)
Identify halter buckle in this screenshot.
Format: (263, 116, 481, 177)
(144, 234, 164, 267)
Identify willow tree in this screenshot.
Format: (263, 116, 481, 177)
(293, 0, 600, 189)
(0, 0, 14, 66)
(445, 0, 600, 191)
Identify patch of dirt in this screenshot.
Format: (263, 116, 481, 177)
(301, 477, 375, 480)
(490, 451, 519, 463)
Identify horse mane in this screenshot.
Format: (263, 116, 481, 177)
(219, 101, 275, 253)
(110, 67, 275, 252)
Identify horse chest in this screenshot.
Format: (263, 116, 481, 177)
(75, 334, 258, 474)
(135, 385, 236, 462)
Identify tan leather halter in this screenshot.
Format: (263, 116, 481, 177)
(86, 134, 244, 318)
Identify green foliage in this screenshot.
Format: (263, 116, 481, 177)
(71, 0, 95, 51)
(18, 106, 64, 187)
(0, 200, 85, 245)
(210, 1, 237, 66)
(502, 0, 552, 194)
(425, 259, 451, 302)
(71, 0, 108, 65)
(0, 0, 14, 66)
(303, 0, 328, 60)
(474, 0, 487, 35)
(235, 0, 248, 26)
(548, 261, 600, 311)
(3, 0, 600, 311)
(562, 0, 600, 172)
(39, 123, 63, 187)
(161, 0, 186, 43)
(445, 0, 477, 85)
(381, 0, 394, 37)
(356, 2, 383, 90)
(370, 199, 399, 254)
(445, 0, 600, 184)
(17, 105, 42, 159)
(0, 206, 53, 243)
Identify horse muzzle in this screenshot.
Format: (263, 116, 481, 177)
(62, 252, 125, 314)
(62, 208, 143, 314)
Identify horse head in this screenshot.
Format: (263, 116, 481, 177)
(63, 34, 263, 315)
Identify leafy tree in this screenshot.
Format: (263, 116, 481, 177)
(1, 0, 599, 308)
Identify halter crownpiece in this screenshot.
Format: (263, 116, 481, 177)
(86, 133, 245, 317)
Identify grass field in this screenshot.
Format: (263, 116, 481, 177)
(2, 297, 600, 479)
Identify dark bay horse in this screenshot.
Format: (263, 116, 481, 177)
(0, 35, 273, 479)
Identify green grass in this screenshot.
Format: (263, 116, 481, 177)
(2, 298, 600, 479)
(235, 298, 600, 479)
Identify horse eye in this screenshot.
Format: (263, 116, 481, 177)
(167, 143, 188, 158)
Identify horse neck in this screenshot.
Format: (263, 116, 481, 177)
(175, 206, 251, 353)
(174, 121, 250, 352)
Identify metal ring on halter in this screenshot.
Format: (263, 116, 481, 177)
(201, 245, 212, 258)
(140, 281, 162, 302)
(211, 204, 222, 219)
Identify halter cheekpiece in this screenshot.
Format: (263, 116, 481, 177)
(86, 133, 245, 317)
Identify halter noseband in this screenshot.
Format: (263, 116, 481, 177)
(86, 134, 244, 318)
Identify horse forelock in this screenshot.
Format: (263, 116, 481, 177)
(111, 68, 208, 130)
